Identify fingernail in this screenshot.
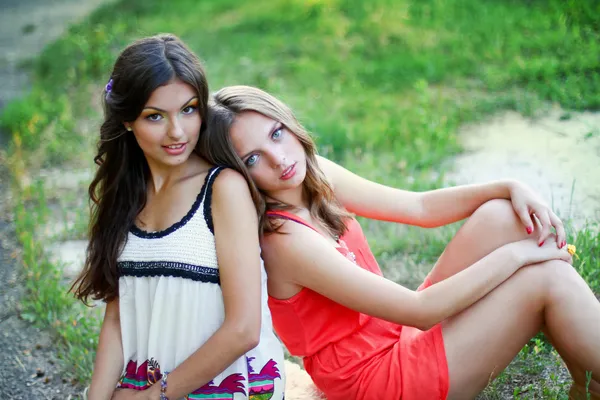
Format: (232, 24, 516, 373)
(561, 240, 566, 248)
(539, 241, 545, 247)
(526, 226, 533, 234)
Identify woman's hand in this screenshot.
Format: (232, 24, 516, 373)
(508, 181, 566, 248)
(509, 235, 572, 268)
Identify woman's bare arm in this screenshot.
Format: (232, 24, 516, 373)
(88, 298, 124, 400)
(262, 220, 571, 331)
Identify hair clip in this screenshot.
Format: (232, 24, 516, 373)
(105, 79, 114, 96)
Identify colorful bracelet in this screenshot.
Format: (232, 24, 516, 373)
(159, 372, 169, 400)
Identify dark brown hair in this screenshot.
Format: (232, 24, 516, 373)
(71, 34, 209, 304)
(200, 85, 350, 238)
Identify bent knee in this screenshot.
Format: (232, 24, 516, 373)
(472, 199, 515, 221)
(514, 260, 579, 298)
(469, 199, 524, 237)
(538, 260, 586, 299)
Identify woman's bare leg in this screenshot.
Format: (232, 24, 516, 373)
(441, 260, 600, 399)
(427, 199, 529, 284)
(422, 199, 600, 397)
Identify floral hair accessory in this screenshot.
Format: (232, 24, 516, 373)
(105, 78, 114, 94)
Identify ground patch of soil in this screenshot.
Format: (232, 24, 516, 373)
(447, 108, 600, 229)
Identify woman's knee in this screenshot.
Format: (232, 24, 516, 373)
(538, 260, 587, 301)
(468, 199, 525, 238)
(513, 260, 576, 299)
(472, 199, 516, 225)
(457, 199, 526, 248)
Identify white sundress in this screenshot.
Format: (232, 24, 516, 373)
(116, 166, 285, 399)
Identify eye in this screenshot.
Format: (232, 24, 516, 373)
(246, 154, 259, 167)
(272, 127, 283, 140)
(146, 113, 162, 122)
(182, 105, 197, 114)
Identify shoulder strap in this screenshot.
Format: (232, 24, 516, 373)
(202, 166, 225, 235)
(266, 210, 322, 236)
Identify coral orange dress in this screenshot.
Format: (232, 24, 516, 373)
(267, 210, 449, 400)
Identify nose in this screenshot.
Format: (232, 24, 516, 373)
(263, 145, 287, 168)
(266, 148, 286, 169)
(167, 117, 185, 141)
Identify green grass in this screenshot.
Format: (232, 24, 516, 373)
(571, 223, 600, 294)
(0, 0, 598, 391)
(12, 177, 102, 382)
(481, 335, 571, 399)
(3, 0, 599, 173)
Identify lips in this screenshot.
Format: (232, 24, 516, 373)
(162, 142, 187, 156)
(280, 162, 297, 180)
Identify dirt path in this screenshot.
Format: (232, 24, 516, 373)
(447, 108, 600, 229)
(0, 0, 113, 398)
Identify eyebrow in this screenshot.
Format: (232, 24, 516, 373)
(142, 96, 198, 113)
(241, 120, 281, 160)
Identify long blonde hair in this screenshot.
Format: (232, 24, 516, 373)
(199, 85, 350, 238)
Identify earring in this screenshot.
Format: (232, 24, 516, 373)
(126, 126, 132, 131)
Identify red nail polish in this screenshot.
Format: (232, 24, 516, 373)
(539, 241, 545, 247)
(561, 241, 566, 248)
(526, 226, 533, 234)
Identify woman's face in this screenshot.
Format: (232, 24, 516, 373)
(127, 79, 201, 171)
(229, 111, 307, 196)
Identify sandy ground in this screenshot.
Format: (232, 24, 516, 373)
(447, 108, 600, 229)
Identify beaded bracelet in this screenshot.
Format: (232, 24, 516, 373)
(159, 372, 169, 400)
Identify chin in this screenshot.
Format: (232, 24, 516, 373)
(162, 156, 190, 167)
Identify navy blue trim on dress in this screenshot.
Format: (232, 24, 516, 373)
(118, 260, 220, 284)
(130, 166, 220, 239)
(203, 166, 225, 235)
